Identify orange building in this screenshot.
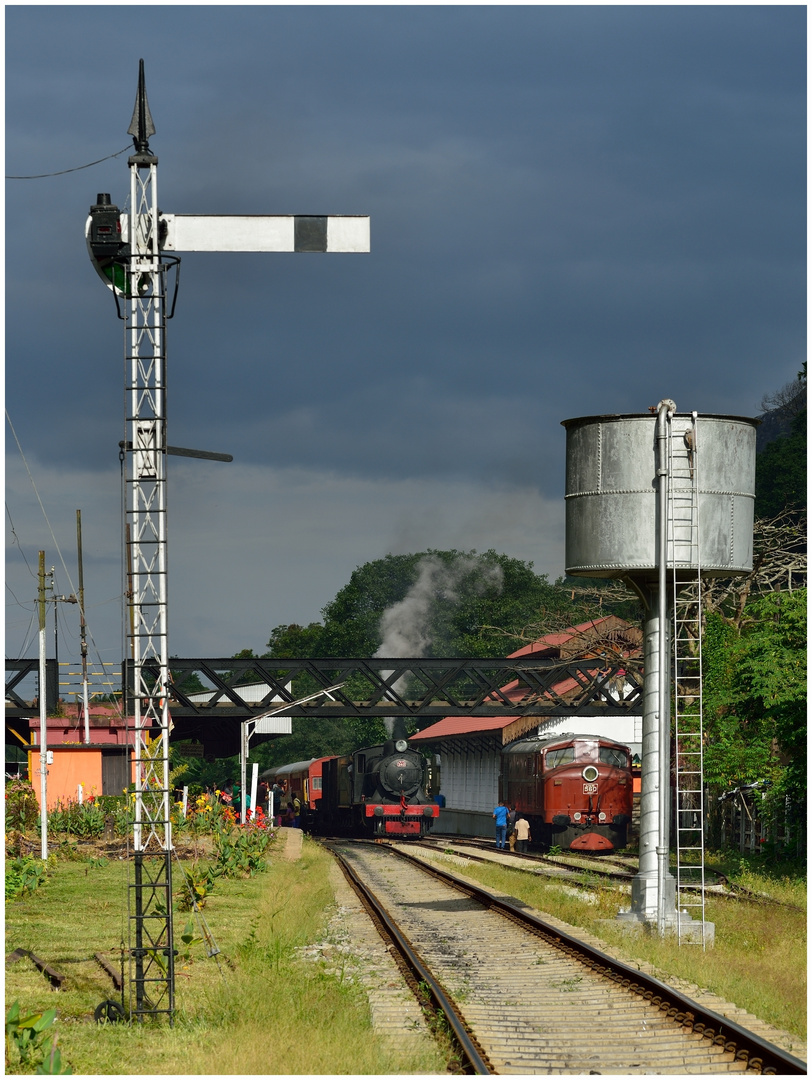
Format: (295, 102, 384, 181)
(26, 706, 135, 809)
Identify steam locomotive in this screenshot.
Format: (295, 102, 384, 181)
(267, 728, 439, 839)
(501, 732, 633, 852)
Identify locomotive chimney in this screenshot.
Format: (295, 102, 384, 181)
(392, 717, 409, 744)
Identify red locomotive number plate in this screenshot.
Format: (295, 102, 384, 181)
(583, 782, 598, 794)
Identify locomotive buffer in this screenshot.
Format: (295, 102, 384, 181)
(86, 60, 369, 1021)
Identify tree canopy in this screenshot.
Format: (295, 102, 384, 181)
(702, 590, 806, 836)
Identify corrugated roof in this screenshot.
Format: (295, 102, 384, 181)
(411, 716, 518, 740)
(507, 616, 622, 657)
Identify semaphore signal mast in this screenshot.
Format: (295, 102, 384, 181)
(86, 59, 369, 1020)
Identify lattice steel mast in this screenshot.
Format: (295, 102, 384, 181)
(123, 62, 176, 1018)
(87, 60, 370, 1020)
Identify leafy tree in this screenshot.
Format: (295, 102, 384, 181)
(318, 549, 566, 658)
(755, 408, 807, 519)
(703, 590, 806, 835)
(265, 622, 324, 658)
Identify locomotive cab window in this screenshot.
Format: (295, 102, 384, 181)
(599, 747, 629, 768)
(545, 747, 575, 769)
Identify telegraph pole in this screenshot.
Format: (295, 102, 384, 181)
(38, 552, 48, 860)
(87, 60, 369, 1020)
(76, 511, 90, 744)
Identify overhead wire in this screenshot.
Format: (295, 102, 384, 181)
(6, 145, 132, 180)
(5, 409, 126, 719)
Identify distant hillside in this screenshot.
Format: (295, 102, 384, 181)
(755, 382, 806, 452)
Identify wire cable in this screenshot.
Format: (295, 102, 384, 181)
(6, 145, 132, 180)
(6, 408, 126, 718)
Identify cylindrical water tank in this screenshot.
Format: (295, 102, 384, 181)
(562, 411, 758, 580)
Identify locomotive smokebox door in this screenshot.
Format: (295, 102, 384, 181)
(382, 756, 421, 797)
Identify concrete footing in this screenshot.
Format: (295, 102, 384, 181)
(613, 907, 715, 946)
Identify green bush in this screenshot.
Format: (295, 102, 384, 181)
(5, 780, 40, 833)
(47, 800, 106, 840)
(5, 855, 49, 901)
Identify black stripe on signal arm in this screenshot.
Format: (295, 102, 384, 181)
(294, 216, 328, 252)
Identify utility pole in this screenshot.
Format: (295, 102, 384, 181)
(38, 552, 48, 860)
(86, 60, 369, 1021)
(77, 511, 90, 743)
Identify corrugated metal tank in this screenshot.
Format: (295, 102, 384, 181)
(562, 412, 758, 579)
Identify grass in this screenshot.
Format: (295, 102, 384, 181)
(5, 837, 447, 1075)
(442, 850, 806, 1044)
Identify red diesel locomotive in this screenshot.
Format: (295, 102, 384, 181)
(501, 732, 632, 852)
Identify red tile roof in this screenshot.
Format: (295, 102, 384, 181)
(411, 715, 519, 741)
(507, 616, 622, 657)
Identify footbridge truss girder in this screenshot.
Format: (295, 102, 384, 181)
(132, 655, 642, 721)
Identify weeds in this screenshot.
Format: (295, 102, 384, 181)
(5, 856, 50, 901)
(5, 1003, 71, 1074)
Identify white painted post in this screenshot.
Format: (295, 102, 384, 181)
(181, 786, 188, 818)
(240, 722, 247, 825)
(250, 763, 259, 822)
(78, 784, 84, 804)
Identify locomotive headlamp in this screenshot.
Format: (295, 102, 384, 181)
(582, 765, 599, 783)
(395, 739, 408, 752)
(598, 812, 606, 821)
(573, 812, 582, 821)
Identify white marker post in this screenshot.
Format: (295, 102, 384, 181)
(250, 763, 259, 823)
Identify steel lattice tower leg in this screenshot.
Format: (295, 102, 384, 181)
(125, 144, 175, 1020)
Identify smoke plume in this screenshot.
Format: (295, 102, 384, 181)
(374, 554, 504, 730)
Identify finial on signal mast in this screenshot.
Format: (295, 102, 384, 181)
(128, 59, 157, 166)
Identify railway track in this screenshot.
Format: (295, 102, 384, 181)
(424, 836, 798, 906)
(327, 840, 806, 1075)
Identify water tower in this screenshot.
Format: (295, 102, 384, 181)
(562, 400, 757, 939)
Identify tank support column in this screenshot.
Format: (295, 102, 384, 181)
(622, 584, 676, 926)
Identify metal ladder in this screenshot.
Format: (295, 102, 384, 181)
(667, 411, 707, 946)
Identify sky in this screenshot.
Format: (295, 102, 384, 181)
(5, 5, 806, 693)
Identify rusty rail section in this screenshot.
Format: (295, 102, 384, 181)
(6, 948, 65, 989)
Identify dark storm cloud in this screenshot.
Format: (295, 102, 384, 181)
(5, 6, 805, 657)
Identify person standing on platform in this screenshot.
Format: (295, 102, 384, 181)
(492, 801, 508, 849)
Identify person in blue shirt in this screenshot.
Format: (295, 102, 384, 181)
(492, 801, 509, 849)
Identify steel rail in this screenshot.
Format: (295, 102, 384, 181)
(422, 837, 797, 907)
(420, 837, 636, 884)
(386, 844, 807, 1075)
(327, 843, 493, 1075)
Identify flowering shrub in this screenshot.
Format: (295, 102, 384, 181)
(48, 798, 107, 840)
(4, 779, 40, 833)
